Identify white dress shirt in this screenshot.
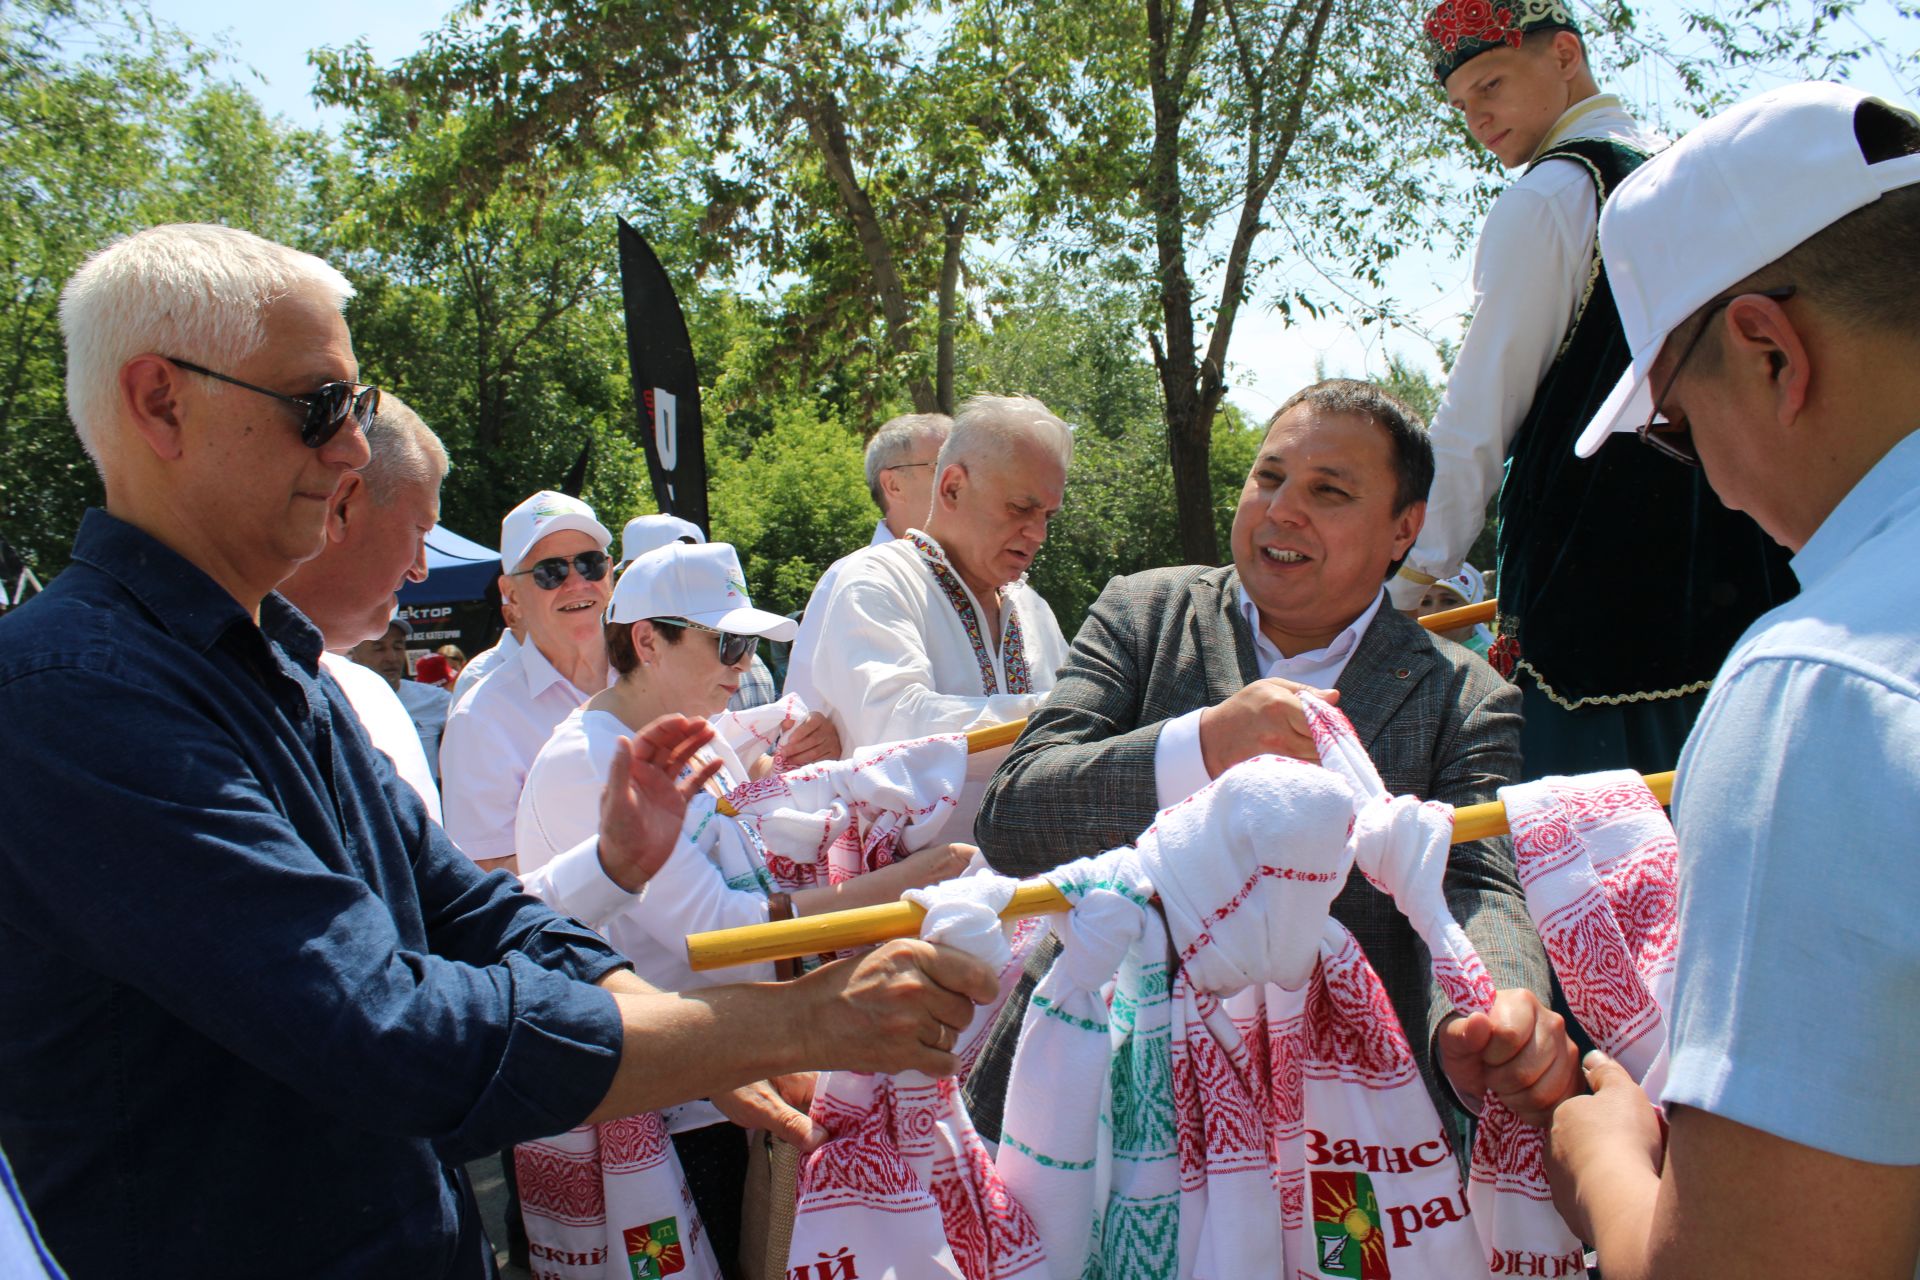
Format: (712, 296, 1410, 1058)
(439, 637, 607, 863)
(782, 520, 897, 706)
(1390, 96, 1664, 606)
(1152, 588, 1385, 809)
(319, 652, 444, 823)
(516, 707, 771, 1132)
(394, 679, 452, 784)
(451, 629, 519, 706)
(806, 532, 1070, 835)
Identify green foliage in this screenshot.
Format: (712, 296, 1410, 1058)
(707, 402, 875, 616)
(0, 0, 333, 573)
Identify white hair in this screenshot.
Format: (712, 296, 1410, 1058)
(58, 223, 355, 471)
(936, 394, 1074, 478)
(360, 394, 449, 506)
(863, 412, 951, 508)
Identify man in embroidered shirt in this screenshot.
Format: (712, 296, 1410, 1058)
(1543, 83, 1920, 1279)
(971, 380, 1573, 1151)
(279, 393, 448, 816)
(804, 395, 1069, 836)
(1393, 0, 1793, 777)
(441, 489, 614, 873)
(0, 221, 1002, 1279)
(785, 411, 951, 710)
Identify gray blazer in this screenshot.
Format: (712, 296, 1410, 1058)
(967, 564, 1550, 1137)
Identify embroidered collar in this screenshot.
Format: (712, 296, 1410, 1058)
(905, 530, 1033, 696)
(1532, 94, 1629, 160)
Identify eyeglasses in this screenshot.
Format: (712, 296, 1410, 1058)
(168, 358, 380, 449)
(883, 462, 934, 472)
(654, 617, 757, 666)
(1640, 286, 1797, 467)
(510, 551, 611, 590)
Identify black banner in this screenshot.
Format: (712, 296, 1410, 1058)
(617, 217, 709, 535)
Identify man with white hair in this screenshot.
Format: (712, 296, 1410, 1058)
(0, 223, 1001, 1278)
(803, 395, 1070, 833)
(440, 489, 614, 873)
(784, 412, 951, 709)
(1544, 84, 1920, 1277)
(279, 393, 449, 816)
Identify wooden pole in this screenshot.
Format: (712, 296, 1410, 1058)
(1417, 600, 1497, 632)
(686, 770, 1677, 971)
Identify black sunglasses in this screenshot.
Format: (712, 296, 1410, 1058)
(655, 617, 757, 666)
(168, 358, 380, 449)
(510, 551, 611, 590)
(1640, 286, 1797, 467)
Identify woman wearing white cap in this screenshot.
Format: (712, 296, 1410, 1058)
(512, 540, 975, 1278)
(1413, 561, 1494, 657)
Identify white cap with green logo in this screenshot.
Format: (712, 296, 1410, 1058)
(608, 541, 797, 641)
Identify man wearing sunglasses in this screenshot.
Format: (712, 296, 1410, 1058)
(1543, 84, 1920, 1278)
(441, 489, 616, 874)
(0, 223, 1003, 1279)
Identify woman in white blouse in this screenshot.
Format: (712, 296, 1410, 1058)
(515, 540, 972, 1278)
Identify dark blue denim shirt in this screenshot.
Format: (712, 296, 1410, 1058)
(0, 510, 630, 1278)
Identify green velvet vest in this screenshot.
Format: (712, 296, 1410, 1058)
(1494, 137, 1797, 707)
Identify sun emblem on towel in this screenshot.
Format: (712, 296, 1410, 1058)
(1312, 1171, 1390, 1277)
(623, 1216, 686, 1277)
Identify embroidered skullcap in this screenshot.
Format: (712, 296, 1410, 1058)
(1423, 0, 1581, 85)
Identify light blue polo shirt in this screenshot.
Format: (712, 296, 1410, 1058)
(1665, 429, 1920, 1166)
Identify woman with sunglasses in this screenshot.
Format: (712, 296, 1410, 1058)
(512, 540, 975, 1279)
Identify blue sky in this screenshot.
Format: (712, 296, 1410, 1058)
(153, 0, 1916, 416)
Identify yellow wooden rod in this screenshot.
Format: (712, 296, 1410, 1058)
(687, 769, 1678, 971)
(1418, 599, 1498, 632)
(715, 719, 1028, 818)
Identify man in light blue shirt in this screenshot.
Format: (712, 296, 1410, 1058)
(1543, 83, 1920, 1277)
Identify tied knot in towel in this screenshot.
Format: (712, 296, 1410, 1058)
(1055, 888, 1147, 992)
(1135, 754, 1356, 995)
(904, 869, 1018, 973)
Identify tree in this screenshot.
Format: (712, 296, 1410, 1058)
(0, 0, 332, 573)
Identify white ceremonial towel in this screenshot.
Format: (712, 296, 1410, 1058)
(789, 871, 1051, 1280)
(724, 732, 969, 891)
(1503, 770, 1678, 1100)
(710, 692, 807, 774)
(1296, 693, 1586, 1280)
(515, 1112, 723, 1280)
(995, 850, 1153, 1279)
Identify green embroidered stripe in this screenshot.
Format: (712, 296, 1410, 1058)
(1033, 995, 1107, 1032)
(997, 1134, 1098, 1170)
(1047, 875, 1152, 910)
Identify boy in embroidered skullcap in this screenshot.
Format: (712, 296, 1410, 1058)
(1392, 0, 1795, 777)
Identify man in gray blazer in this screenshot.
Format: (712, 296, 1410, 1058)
(970, 379, 1574, 1146)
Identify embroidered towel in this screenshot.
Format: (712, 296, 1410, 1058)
(789, 871, 1051, 1280)
(724, 732, 969, 890)
(1503, 770, 1678, 1100)
(515, 1113, 723, 1280)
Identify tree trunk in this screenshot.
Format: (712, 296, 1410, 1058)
(801, 91, 941, 414)
(935, 204, 969, 415)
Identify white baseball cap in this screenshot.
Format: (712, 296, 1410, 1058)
(499, 491, 612, 574)
(1576, 81, 1920, 459)
(607, 541, 798, 641)
(619, 513, 705, 564)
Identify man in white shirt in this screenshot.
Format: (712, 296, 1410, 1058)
(278, 393, 448, 819)
(785, 412, 950, 708)
(804, 397, 1067, 835)
(351, 619, 454, 788)
(440, 490, 613, 872)
(1394, 1, 1793, 777)
(1544, 82, 1920, 1280)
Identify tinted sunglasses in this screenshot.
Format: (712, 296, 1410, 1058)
(1639, 285, 1797, 467)
(511, 551, 611, 590)
(168, 358, 380, 449)
(655, 617, 757, 666)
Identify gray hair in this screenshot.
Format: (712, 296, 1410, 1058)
(935, 394, 1074, 479)
(864, 412, 952, 508)
(359, 394, 449, 506)
(58, 223, 355, 472)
